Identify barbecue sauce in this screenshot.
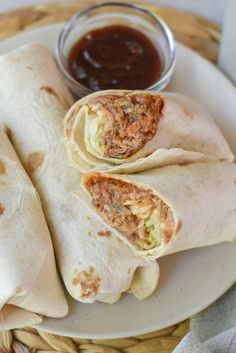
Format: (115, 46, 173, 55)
(68, 25, 163, 91)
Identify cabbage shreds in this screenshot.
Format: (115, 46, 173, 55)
(85, 93, 164, 159)
(85, 175, 175, 250)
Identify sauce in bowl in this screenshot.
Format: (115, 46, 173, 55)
(68, 25, 163, 91)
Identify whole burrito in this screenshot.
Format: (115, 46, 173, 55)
(0, 44, 159, 303)
(64, 90, 234, 173)
(79, 162, 236, 259)
(0, 127, 68, 329)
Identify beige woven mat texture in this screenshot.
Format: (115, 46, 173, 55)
(0, 1, 220, 352)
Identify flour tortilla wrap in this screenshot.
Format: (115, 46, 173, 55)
(0, 127, 68, 329)
(80, 162, 236, 259)
(0, 44, 159, 303)
(64, 90, 234, 174)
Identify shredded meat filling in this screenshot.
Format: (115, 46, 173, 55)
(86, 175, 174, 249)
(89, 93, 164, 159)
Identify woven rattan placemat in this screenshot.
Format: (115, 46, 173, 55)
(0, 2, 221, 351)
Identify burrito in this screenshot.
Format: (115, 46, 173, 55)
(0, 127, 68, 329)
(64, 90, 234, 173)
(80, 162, 236, 258)
(0, 44, 159, 303)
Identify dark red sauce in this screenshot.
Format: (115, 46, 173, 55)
(68, 25, 163, 91)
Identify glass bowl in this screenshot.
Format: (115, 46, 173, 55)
(56, 2, 176, 98)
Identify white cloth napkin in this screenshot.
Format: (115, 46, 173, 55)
(191, 283, 236, 342)
(173, 284, 236, 352)
(174, 328, 236, 353)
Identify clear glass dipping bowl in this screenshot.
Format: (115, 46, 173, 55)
(56, 2, 176, 98)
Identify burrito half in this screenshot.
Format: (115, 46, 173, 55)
(80, 162, 236, 258)
(64, 90, 234, 173)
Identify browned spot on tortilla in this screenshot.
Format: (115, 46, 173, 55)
(175, 220, 182, 233)
(182, 107, 193, 119)
(97, 230, 111, 237)
(5, 126, 13, 141)
(88, 231, 92, 236)
(0, 160, 6, 175)
(40, 86, 70, 109)
(0, 204, 5, 215)
(15, 286, 22, 294)
(234, 180, 236, 185)
(26, 66, 33, 70)
(27, 152, 44, 173)
(178, 161, 191, 167)
(128, 268, 132, 274)
(163, 229, 174, 245)
(234, 208, 236, 212)
(72, 266, 101, 298)
(40, 86, 60, 100)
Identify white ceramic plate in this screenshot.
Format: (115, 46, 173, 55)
(1, 24, 236, 339)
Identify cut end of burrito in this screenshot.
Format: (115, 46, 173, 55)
(82, 173, 175, 251)
(65, 92, 164, 163)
